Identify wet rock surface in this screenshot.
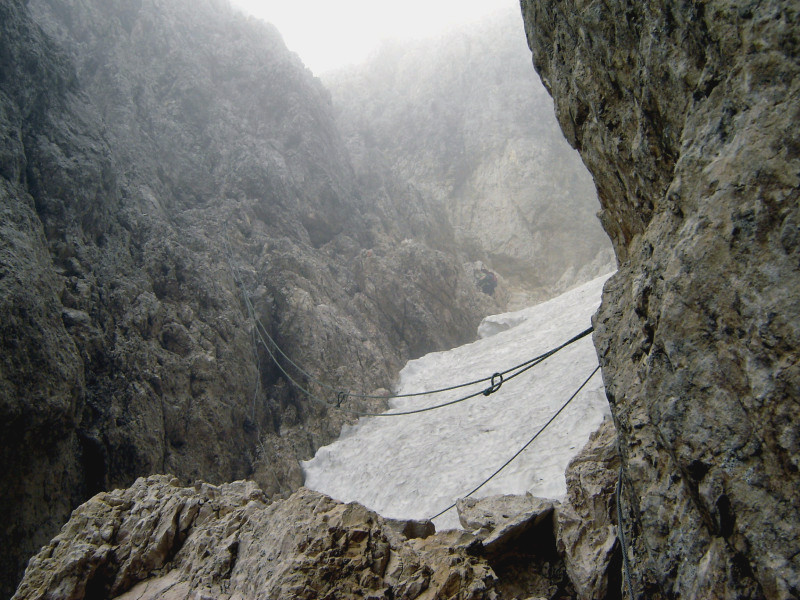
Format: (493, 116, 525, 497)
(523, 1, 800, 597)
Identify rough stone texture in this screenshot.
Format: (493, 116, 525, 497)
(0, 0, 498, 594)
(523, 1, 800, 598)
(452, 421, 623, 600)
(455, 495, 572, 599)
(555, 419, 621, 600)
(11, 435, 630, 600)
(325, 9, 613, 305)
(385, 518, 437, 541)
(457, 494, 555, 549)
(12, 475, 499, 600)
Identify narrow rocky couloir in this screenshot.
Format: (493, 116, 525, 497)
(6, 0, 799, 598)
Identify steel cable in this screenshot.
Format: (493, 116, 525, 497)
(429, 365, 601, 520)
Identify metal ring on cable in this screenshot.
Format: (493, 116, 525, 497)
(483, 372, 503, 396)
(336, 391, 348, 408)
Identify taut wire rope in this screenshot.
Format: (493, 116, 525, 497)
(223, 231, 595, 417)
(617, 465, 635, 598)
(429, 364, 601, 520)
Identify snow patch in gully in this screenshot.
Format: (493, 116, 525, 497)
(303, 273, 612, 530)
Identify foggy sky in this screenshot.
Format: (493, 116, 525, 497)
(230, 0, 519, 74)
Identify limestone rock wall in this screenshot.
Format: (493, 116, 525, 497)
(12, 476, 498, 600)
(522, 1, 799, 598)
(555, 420, 620, 600)
(0, 0, 497, 594)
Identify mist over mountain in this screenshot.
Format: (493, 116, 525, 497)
(325, 9, 613, 304)
(0, 0, 522, 592)
(5, 0, 798, 598)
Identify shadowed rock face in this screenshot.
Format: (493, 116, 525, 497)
(0, 0, 498, 594)
(522, 1, 799, 598)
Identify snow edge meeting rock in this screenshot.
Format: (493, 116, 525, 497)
(13, 419, 622, 600)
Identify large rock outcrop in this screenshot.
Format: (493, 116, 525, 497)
(555, 419, 621, 600)
(0, 0, 498, 594)
(523, 1, 799, 598)
(10, 389, 624, 599)
(12, 475, 498, 600)
(325, 9, 613, 304)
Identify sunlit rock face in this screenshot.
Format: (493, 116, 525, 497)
(522, 1, 799, 597)
(324, 9, 613, 304)
(0, 0, 497, 594)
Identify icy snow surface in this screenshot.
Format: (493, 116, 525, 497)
(303, 273, 613, 530)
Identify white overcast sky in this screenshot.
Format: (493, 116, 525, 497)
(230, 0, 519, 74)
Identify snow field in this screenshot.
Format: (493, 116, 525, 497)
(303, 273, 613, 530)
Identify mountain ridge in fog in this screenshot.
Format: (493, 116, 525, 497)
(324, 8, 614, 305)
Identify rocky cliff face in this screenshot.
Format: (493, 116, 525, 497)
(12, 476, 498, 600)
(13, 424, 621, 600)
(325, 10, 613, 305)
(522, 1, 799, 598)
(0, 0, 498, 594)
